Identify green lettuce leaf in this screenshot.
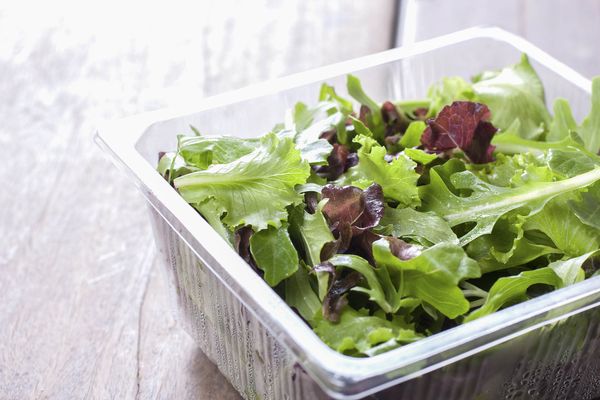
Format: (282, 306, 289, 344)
(178, 135, 259, 169)
(376, 206, 458, 246)
(340, 133, 420, 207)
(420, 166, 600, 245)
(289, 204, 335, 300)
(465, 267, 561, 322)
(569, 183, 600, 230)
(174, 133, 310, 230)
(372, 240, 480, 318)
(578, 77, 600, 154)
(466, 252, 595, 322)
(314, 308, 421, 355)
(426, 76, 474, 117)
(193, 198, 233, 246)
(347, 75, 385, 141)
(250, 225, 299, 286)
(524, 195, 600, 256)
(547, 98, 578, 141)
(466, 212, 559, 274)
(399, 121, 427, 148)
(157, 151, 198, 182)
(285, 262, 321, 324)
(472, 54, 551, 140)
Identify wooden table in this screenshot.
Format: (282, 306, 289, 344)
(1, 1, 598, 399)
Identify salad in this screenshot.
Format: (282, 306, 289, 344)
(158, 55, 600, 357)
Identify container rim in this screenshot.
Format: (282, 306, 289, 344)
(95, 26, 596, 399)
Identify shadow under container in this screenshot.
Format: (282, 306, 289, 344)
(96, 27, 600, 400)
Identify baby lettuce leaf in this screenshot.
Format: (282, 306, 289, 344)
(289, 205, 335, 267)
(340, 133, 420, 207)
(492, 131, 585, 157)
(178, 135, 259, 169)
(538, 77, 600, 154)
(524, 195, 600, 256)
(157, 152, 198, 182)
(400, 120, 427, 148)
(472, 54, 551, 140)
(372, 239, 480, 318)
(465, 268, 561, 322)
(249, 225, 299, 286)
(421, 101, 498, 164)
(347, 75, 386, 141)
(466, 252, 595, 322)
(547, 98, 578, 141)
(194, 198, 233, 246)
(569, 183, 600, 231)
(314, 308, 421, 355)
(321, 183, 384, 235)
(376, 206, 458, 246)
(466, 212, 559, 274)
(279, 104, 336, 166)
(174, 133, 310, 230)
(579, 77, 600, 154)
(326, 254, 395, 313)
(285, 263, 321, 324)
(426, 76, 474, 117)
(420, 166, 600, 245)
(289, 204, 336, 299)
(543, 148, 600, 178)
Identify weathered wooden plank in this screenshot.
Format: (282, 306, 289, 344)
(0, 1, 396, 399)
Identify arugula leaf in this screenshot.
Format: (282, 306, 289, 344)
(314, 308, 421, 355)
(466, 252, 596, 322)
(340, 134, 420, 207)
(420, 166, 600, 245)
(372, 240, 480, 318)
(472, 54, 551, 140)
(250, 225, 299, 286)
(376, 206, 458, 246)
(465, 268, 561, 322)
(174, 133, 310, 230)
(492, 132, 585, 156)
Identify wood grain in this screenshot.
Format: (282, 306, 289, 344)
(0, 1, 395, 399)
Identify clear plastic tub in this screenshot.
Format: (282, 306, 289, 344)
(95, 27, 600, 400)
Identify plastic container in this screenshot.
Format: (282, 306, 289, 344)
(95, 27, 600, 400)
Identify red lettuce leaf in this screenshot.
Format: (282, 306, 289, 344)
(321, 183, 384, 235)
(421, 101, 498, 163)
(314, 262, 363, 322)
(315, 143, 357, 180)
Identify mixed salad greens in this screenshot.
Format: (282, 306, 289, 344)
(158, 55, 600, 357)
